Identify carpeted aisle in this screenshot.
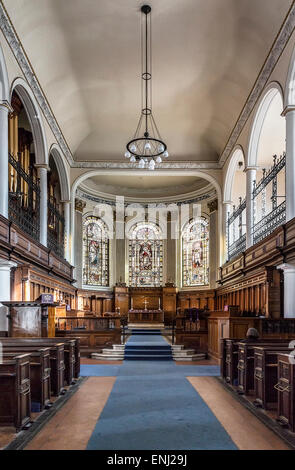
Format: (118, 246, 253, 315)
(85, 334, 237, 450)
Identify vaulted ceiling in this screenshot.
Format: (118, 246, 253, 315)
(3, 0, 292, 162)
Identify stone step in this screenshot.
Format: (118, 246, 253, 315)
(172, 349, 195, 356)
(172, 353, 206, 361)
(125, 354, 172, 360)
(92, 353, 124, 360)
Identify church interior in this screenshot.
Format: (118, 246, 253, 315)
(2, 0, 295, 453)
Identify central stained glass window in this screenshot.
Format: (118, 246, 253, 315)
(128, 222, 163, 287)
(83, 216, 109, 287)
(182, 217, 209, 287)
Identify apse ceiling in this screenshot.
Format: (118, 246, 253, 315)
(3, 0, 292, 162)
(79, 175, 212, 200)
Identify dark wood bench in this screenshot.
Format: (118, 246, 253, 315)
(0, 354, 31, 431)
(276, 353, 295, 432)
(221, 338, 242, 385)
(2, 337, 80, 380)
(3, 348, 51, 411)
(237, 340, 292, 395)
(253, 345, 293, 410)
(1, 342, 65, 396)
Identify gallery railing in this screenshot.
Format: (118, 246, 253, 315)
(8, 153, 40, 242)
(252, 153, 286, 245)
(47, 198, 65, 258)
(227, 197, 246, 260)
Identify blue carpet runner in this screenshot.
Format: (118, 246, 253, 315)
(125, 330, 172, 360)
(85, 332, 237, 450)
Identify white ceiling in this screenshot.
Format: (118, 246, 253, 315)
(4, 0, 292, 162)
(81, 174, 211, 199)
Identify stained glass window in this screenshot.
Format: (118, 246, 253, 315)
(83, 216, 109, 287)
(182, 218, 209, 287)
(128, 222, 163, 287)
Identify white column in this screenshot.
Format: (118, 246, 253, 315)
(222, 201, 231, 263)
(0, 259, 17, 331)
(245, 167, 257, 249)
(63, 200, 71, 262)
(0, 102, 10, 219)
(283, 107, 295, 222)
(35, 164, 48, 247)
(278, 263, 295, 318)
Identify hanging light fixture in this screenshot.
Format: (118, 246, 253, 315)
(124, 5, 169, 170)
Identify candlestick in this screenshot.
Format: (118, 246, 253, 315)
(158, 297, 161, 310)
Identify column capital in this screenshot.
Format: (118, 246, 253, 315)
(277, 263, 295, 273)
(223, 200, 233, 206)
(281, 106, 295, 117)
(0, 259, 17, 270)
(34, 163, 49, 171)
(244, 166, 259, 172)
(75, 198, 86, 212)
(0, 100, 13, 113)
(207, 198, 218, 213)
(61, 199, 71, 204)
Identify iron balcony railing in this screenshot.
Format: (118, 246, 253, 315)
(252, 153, 286, 245)
(227, 197, 246, 260)
(8, 153, 40, 242)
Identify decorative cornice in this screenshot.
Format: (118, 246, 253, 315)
(219, 3, 295, 166)
(71, 160, 222, 170)
(0, 2, 74, 166)
(76, 188, 217, 208)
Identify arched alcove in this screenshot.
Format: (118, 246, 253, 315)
(10, 78, 48, 165)
(247, 83, 285, 169)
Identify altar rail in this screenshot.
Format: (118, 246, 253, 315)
(56, 316, 121, 331)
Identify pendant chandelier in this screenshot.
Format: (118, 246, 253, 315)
(124, 5, 169, 170)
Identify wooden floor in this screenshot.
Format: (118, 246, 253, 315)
(0, 360, 291, 450)
(188, 377, 290, 451)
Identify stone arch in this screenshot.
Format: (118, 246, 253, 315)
(70, 169, 223, 267)
(10, 78, 48, 165)
(223, 145, 245, 203)
(247, 82, 284, 168)
(49, 144, 70, 201)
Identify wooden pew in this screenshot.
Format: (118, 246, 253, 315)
(0, 354, 31, 431)
(237, 340, 292, 395)
(2, 337, 80, 380)
(3, 348, 51, 411)
(1, 342, 65, 396)
(276, 353, 295, 432)
(4, 338, 77, 385)
(222, 339, 242, 385)
(253, 346, 293, 410)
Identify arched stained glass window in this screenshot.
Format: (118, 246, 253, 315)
(182, 218, 209, 287)
(128, 222, 163, 287)
(83, 216, 109, 287)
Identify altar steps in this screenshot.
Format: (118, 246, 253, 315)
(91, 343, 206, 361)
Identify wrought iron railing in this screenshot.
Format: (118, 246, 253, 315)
(227, 197, 246, 260)
(8, 153, 40, 241)
(252, 153, 286, 245)
(47, 199, 65, 258)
